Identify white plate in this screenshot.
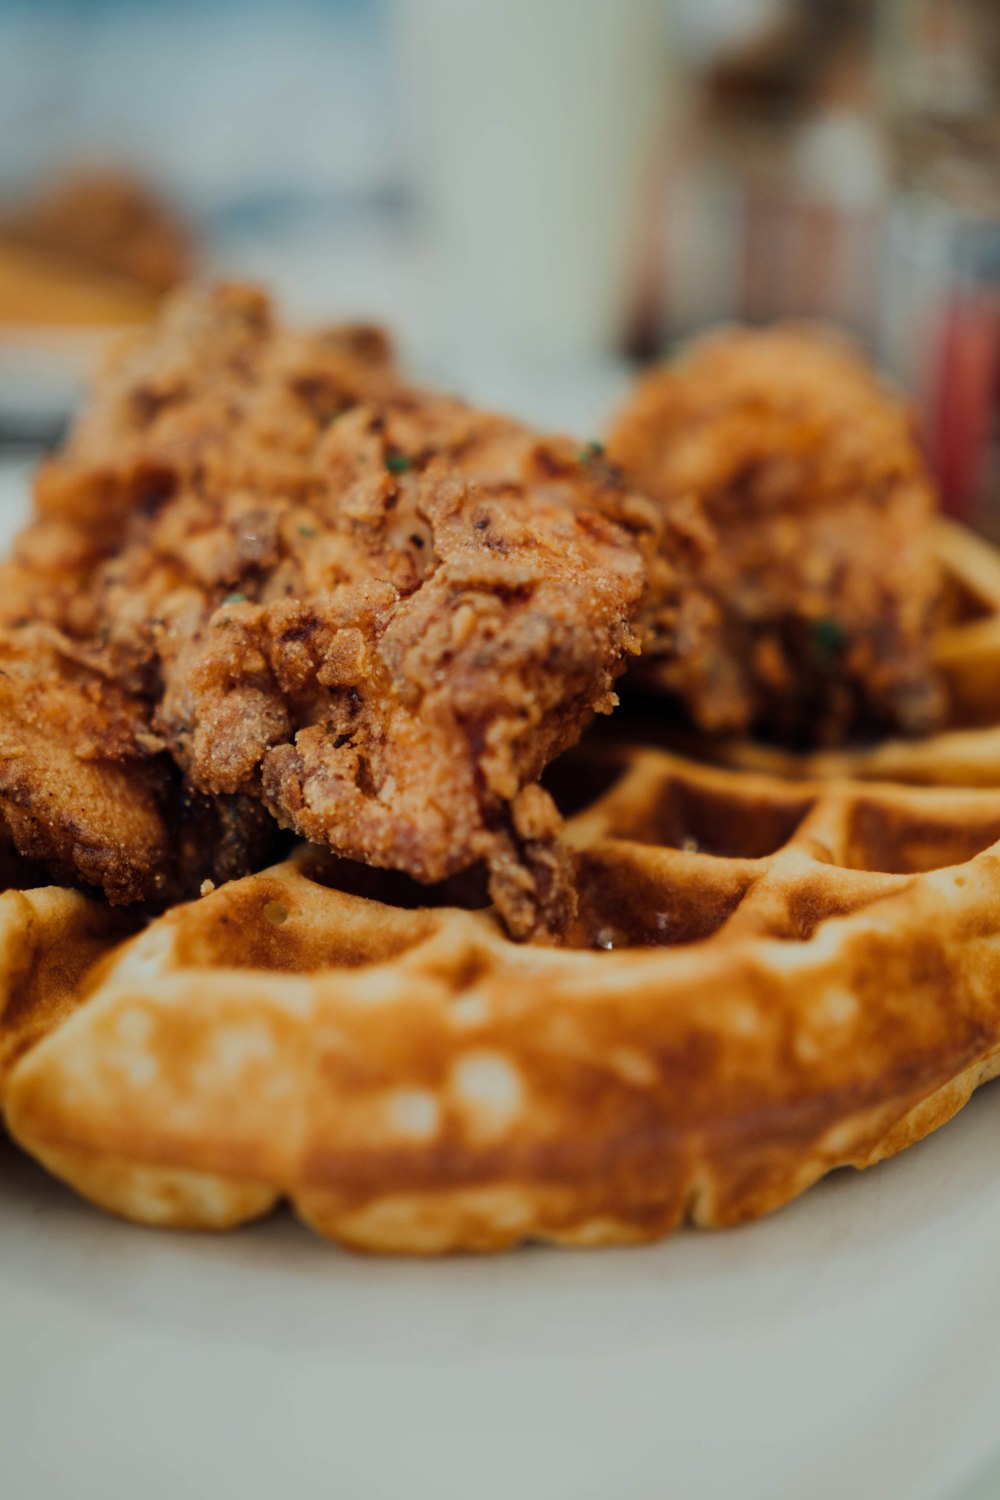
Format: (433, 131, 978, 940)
(0, 464, 997, 1500)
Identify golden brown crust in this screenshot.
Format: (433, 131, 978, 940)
(0, 623, 278, 906)
(0, 884, 135, 1103)
(609, 323, 944, 742)
(0, 626, 178, 902)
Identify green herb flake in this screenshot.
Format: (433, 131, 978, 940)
(222, 592, 248, 606)
(577, 439, 605, 463)
(297, 524, 318, 538)
(385, 451, 412, 475)
(811, 617, 845, 660)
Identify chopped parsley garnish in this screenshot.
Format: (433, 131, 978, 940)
(298, 524, 317, 538)
(385, 451, 412, 474)
(811, 617, 844, 661)
(577, 439, 605, 463)
(222, 592, 247, 606)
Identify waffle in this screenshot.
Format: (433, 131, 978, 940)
(0, 241, 160, 328)
(5, 738, 1000, 1253)
(0, 872, 134, 1101)
(707, 520, 1000, 787)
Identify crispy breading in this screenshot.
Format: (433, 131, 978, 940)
(0, 626, 174, 902)
(609, 323, 944, 743)
(5, 284, 696, 936)
(0, 625, 275, 905)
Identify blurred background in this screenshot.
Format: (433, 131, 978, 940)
(0, 0, 998, 520)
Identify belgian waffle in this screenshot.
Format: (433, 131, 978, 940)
(6, 740, 1000, 1253)
(710, 520, 1000, 787)
(0, 876, 133, 1099)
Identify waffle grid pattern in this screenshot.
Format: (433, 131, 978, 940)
(6, 742, 1000, 1252)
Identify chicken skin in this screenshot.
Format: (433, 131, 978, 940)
(0, 625, 273, 904)
(609, 324, 944, 744)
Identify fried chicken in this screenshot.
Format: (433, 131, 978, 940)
(5, 283, 697, 936)
(0, 625, 273, 904)
(609, 324, 944, 743)
(0, 626, 173, 901)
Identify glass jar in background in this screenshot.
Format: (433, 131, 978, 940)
(395, 0, 672, 372)
(882, 121, 1000, 526)
(659, 2, 889, 345)
(743, 18, 887, 335)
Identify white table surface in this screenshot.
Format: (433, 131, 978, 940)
(0, 436, 998, 1500)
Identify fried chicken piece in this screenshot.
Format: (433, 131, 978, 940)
(0, 625, 274, 904)
(154, 403, 659, 937)
(609, 324, 944, 743)
(9, 283, 695, 937)
(0, 283, 398, 634)
(0, 285, 391, 905)
(0, 626, 172, 902)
